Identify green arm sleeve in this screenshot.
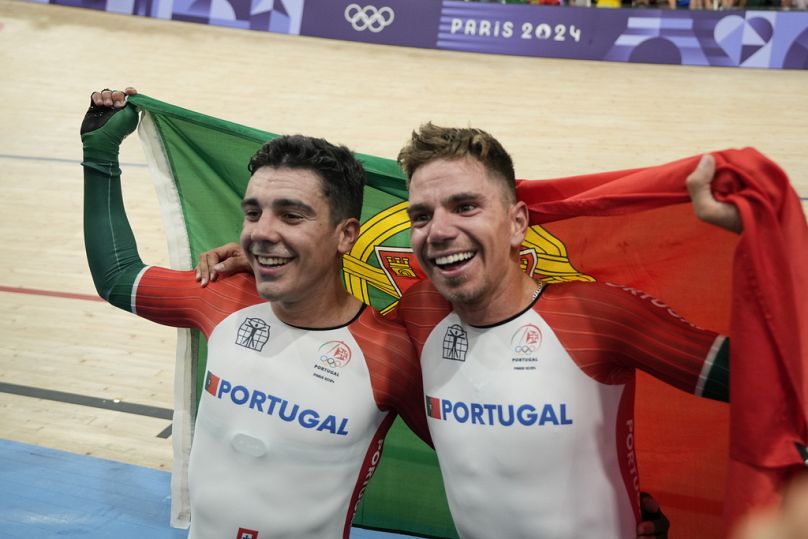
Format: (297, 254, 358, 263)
(81, 104, 146, 312)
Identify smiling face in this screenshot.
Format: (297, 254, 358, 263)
(407, 156, 529, 315)
(240, 166, 356, 309)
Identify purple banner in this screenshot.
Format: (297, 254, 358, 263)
(437, 1, 808, 68)
(47, 0, 308, 33)
(300, 0, 441, 48)
(37, 0, 808, 69)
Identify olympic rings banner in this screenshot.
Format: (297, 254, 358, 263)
(33, 0, 808, 69)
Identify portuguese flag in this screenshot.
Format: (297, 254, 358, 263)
(426, 396, 443, 420)
(128, 94, 807, 538)
(204, 371, 220, 397)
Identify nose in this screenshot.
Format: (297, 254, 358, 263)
(426, 208, 457, 246)
(247, 213, 282, 244)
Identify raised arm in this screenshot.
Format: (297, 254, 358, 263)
(81, 89, 144, 311)
(81, 89, 258, 334)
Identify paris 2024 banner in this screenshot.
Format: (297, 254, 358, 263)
(35, 0, 808, 69)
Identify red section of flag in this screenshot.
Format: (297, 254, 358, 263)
(518, 148, 808, 534)
(205, 371, 220, 397)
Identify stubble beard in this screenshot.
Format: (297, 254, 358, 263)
(253, 264, 282, 301)
(433, 273, 487, 309)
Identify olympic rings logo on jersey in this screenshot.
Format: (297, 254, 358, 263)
(320, 355, 340, 368)
(344, 4, 395, 33)
(510, 324, 542, 360)
(318, 340, 352, 368)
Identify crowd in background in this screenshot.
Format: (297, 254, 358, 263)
(469, 0, 807, 9)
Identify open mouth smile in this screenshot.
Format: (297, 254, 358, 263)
(432, 251, 475, 270)
(256, 256, 292, 267)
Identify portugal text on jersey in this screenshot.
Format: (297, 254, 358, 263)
(205, 370, 350, 436)
(426, 396, 573, 427)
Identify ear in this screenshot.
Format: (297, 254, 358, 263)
(336, 217, 361, 255)
(509, 200, 530, 249)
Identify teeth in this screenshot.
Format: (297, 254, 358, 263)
(434, 251, 474, 266)
(257, 256, 289, 266)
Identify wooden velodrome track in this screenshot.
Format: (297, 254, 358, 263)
(0, 0, 806, 536)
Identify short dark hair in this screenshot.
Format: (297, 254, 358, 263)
(397, 123, 516, 203)
(248, 135, 365, 224)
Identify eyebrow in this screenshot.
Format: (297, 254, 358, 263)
(407, 191, 481, 216)
(445, 192, 480, 205)
(406, 202, 428, 217)
(241, 197, 316, 215)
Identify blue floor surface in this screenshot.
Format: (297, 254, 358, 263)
(0, 439, 410, 538)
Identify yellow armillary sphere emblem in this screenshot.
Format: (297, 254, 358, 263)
(344, 201, 593, 314)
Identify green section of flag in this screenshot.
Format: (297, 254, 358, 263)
(128, 94, 458, 538)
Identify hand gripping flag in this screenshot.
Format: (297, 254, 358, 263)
(128, 94, 806, 538)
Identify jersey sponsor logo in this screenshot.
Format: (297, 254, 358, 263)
(237, 528, 258, 539)
(511, 324, 542, 368)
(425, 395, 573, 427)
(205, 370, 349, 436)
(442, 324, 468, 361)
(236, 317, 270, 351)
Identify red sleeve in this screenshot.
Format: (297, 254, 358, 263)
(538, 281, 724, 394)
(350, 307, 432, 447)
(134, 267, 264, 338)
(394, 280, 454, 358)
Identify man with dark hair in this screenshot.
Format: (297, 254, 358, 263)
(246, 134, 365, 225)
(82, 88, 429, 539)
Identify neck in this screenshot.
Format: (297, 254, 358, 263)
(453, 272, 540, 326)
(271, 279, 362, 328)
